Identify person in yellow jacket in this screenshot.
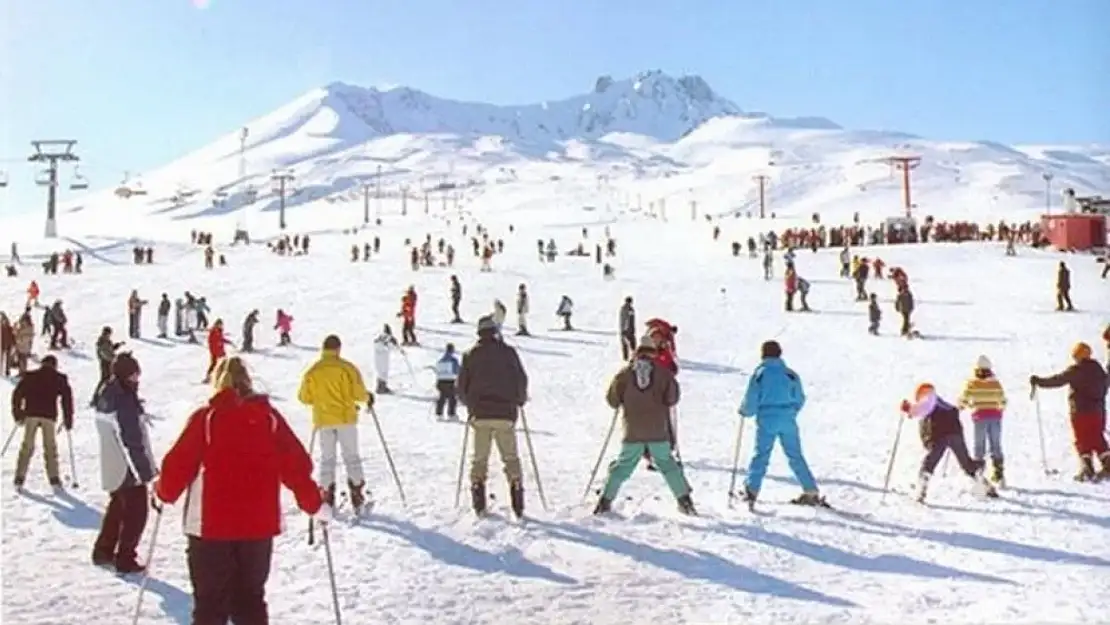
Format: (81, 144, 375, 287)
(297, 334, 374, 510)
(957, 354, 1008, 486)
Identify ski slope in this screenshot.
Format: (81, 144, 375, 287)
(1, 193, 1108, 625)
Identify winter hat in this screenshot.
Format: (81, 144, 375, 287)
(112, 352, 141, 380)
(914, 382, 935, 401)
(760, 340, 782, 359)
(637, 334, 658, 352)
(477, 315, 498, 335)
(322, 335, 342, 350)
(976, 355, 992, 370)
(1072, 342, 1092, 360)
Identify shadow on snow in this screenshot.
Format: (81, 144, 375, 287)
(18, 489, 102, 530)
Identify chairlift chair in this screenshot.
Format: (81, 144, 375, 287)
(0, 170, 8, 188)
(69, 165, 89, 191)
(131, 179, 148, 196)
(35, 169, 54, 187)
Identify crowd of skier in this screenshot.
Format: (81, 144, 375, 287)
(1, 214, 1107, 625)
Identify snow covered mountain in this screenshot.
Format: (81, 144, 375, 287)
(12, 69, 1109, 238)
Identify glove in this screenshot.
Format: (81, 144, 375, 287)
(1028, 375, 1039, 388)
(150, 484, 165, 513)
(63, 417, 73, 431)
(14, 414, 25, 425)
(899, 399, 911, 414)
(313, 503, 334, 524)
(367, 393, 375, 409)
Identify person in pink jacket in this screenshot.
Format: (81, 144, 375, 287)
(275, 309, 293, 346)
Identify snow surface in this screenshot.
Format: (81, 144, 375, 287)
(2, 188, 1109, 624)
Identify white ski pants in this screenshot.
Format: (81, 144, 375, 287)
(156, 315, 168, 336)
(316, 425, 365, 487)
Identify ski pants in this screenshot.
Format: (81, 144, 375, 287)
(620, 332, 636, 360)
(1071, 413, 1108, 456)
(435, 380, 457, 417)
(517, 313, 528, 334)
(469, 418, 522, 484)
(93, 484, 149, 565)
(50, 325, 67, 349)
(128, 312, 140, 338)
(745, 416, 818, 494)
(316, 425, 365, 487)
(900, 311, 912, 336)
(921, 433, 981, 476)
(451, 298, 461, 321)
(156, 315, 168, 337)
(1056, 288, 1073, 311)
(14, 417, 60, 481)
(187, 537, 272, 625)
(402, 319, 416, 344)
(972, 419, 1004, 462)
(603, 442, 689, 501)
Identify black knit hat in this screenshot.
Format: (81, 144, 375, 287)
(760, 340, 782, 359)
(112, 352, 141, 379)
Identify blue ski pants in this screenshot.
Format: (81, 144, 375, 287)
(601, 442, 690, 501)
(744, 417, 818, 494)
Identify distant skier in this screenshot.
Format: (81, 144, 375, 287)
(203, 320, 231, 384)
(515, 284, 531, 336)
(596, 335, 695, 516)
(900, 383, 998, 502)
(373, 325, 399, 394)
(92, 327, 123, 406)
(156, 294, 170, 339)
(895, 284, 915, 337)
(1030, 342, 1109, 481)
(867, 293, 881, 335)
(241, 310, 259, 352)
(434, 344, 461, 420)
(738, 340, 826, 508)
(449, 275, 463, 323)
(619, 297, 636, 360)
(399, 287, 418, 346)
(1056, 261, 1074, 311)
(556, 295, 574, 331)
(274, 309, 293, 346)
(492, 299, 507, 331)
(127, 290, 147, 339)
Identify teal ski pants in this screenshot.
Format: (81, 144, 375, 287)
(601, 442, 690, 500)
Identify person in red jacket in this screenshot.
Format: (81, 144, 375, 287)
(399, 287, 418, 346)
(153, 356, 329, 624)
(202, 319, 231, 384)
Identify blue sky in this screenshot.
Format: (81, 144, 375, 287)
(1, 0, 1107, 213)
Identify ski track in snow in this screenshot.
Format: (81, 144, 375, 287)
(2, 202, 1108, 625)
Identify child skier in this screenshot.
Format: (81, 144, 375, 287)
(958, 355, 1008, 486)
(738, 340, 825, 508)
(899, 383, 999, 502)
(868, 293, 881, 335)
(274, 309, 293, 346)
(373, 325, 399, 394)
(434, 344, 460, 419)
(596, 335, 695, 515)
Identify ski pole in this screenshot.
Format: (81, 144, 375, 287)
(0, 426, 19, 458)
(880, 414, 906, 503)
(1032, 388, 1056, 475)
(66, 429, 78, 488)
(518, 407, 548, 511)
(398, 348, 418, 388)
(369, 407, 407, 506)
(307, 428, 318, 546)
(726, 416, 747, 507)
(453, 417, 472, 508)
(131, 510, 163, 625)
(582, 408, 619, 503)
(321, 523, 343, 625)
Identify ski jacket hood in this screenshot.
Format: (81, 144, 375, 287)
(606, 356, 680, 443)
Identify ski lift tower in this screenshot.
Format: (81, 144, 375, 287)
(28, 140, 80, 238)
(885, 155, 922, 218)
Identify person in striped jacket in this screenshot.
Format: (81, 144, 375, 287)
(958, 355, 1008, 487)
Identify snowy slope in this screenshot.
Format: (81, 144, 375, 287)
(2, 189, 1109, 624)
(24, 69, 1108, 243)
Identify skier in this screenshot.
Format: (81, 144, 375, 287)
(127, 290, 147, 339)
(153, 356, 329, 624)
(645, 319, 679, 374)
(156, 294, 170, 339)
(298, 335, 373, 511)
(91, 352, 156, 573)
(1030, 342, 1109, 480)
(203, 320, 231, 384)
(26, 280, 39, 308)
(958, 355, 1008, 486)
(47, 300, 68, 349)
(0, 313, 12, 377)
(762, 251, 772, 280)
(492, 299, 507, 331)
(796, 274, 812, 312)
(596, 335, 696, 515)
(173, 298, 185, 337)
(399, 287, 418, 346)
(867, 293, 881, 335)
(556, 295, 574, 331)
(10, 354, 74, 489)
(13, 311, 33, 375)
(241, 310, 259, 352)
(92, 327, 123, 406)
(1056, 261, 1074, 311)
(274, 309, 293, 346)
(373, 325, 400, 394)
(838, 247, 850, 278)
(895, 284, 915, 337)
(784, 268, 798, 312)
(515, 283, 531, 336)
(853, 257, 870, 301)
(619, 297, 636, 360)
(738, 340, 826, 507)
(449, 275, 463, 323)
(456, 316, 529, 517)
(899, 383, 999, 501)
(434, 343, 461, 419)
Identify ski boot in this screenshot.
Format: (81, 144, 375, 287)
(376, 380, 393, 395)
(741, 485, 758, 511)
(991, 458, 1006, 488)
(593, 495, 612, 515)
(323, 484, 337, 507)
(971, 472, 999, 498)
(49, 477, 63, 490)
(790, 492, 830, 507)
(914, 472, 931, 503)
(1094, 452, 1110, 482)
(1074, 454, 1096, 482)
(12, 475, 24, 490)
(348, 480, 369, 515)
(509, 481, 525, 519)
(471, 482, 487, 516)
(676, 494, 697, 516)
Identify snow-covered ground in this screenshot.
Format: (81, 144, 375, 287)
(2, 187, 1108, 624)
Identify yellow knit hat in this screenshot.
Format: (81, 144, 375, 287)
(914, 383, 935, 401)
(1072, 342, 1092, 360)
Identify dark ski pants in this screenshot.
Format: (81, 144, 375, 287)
(93, 485, 149, 566)
(242, 333, 254, 352)
(128, 312, 140, 338)
(921, 434, 982, 477)
(1056, 289, 1073, 311)
(435, 380, 457, 417)
(451, 299, 462, 322)
(620, 332, 636, 360)
(188, 537, 273, 625)
(900, 311, 912, 336)
(50, 325, 68, 349)
(402, 319, 417, 344)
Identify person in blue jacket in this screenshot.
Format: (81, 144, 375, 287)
(738, 340, 825, 507)
(434, 343, 461, 419)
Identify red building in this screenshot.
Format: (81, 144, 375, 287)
(1041, 213, 1107, 251)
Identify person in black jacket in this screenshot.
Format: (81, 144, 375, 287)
(91, 326, 123, 406)
(1056, 261, 1074, 311)
(456, 315, 528, 517)
(619, 297, 636, 360)
(10, 355, 74, 488)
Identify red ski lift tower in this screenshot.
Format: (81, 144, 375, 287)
(885, 155, 922, 218)
(28, 140, 80, 238)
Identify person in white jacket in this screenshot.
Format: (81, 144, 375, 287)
(492, 299, 507, 331)
(373, 325, 399, 394)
